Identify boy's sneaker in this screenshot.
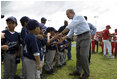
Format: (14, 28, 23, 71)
(63, 62, 66, 65)
(57, 65, 62, 68)
(46, 69, 55, 75)
(109, 56, 115, 58)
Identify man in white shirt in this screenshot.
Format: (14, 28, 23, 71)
(58, 9, 91, 79)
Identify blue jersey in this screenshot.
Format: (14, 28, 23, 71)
(65, 40, 68, 49)
(23, 33, 41, 60)
(47, 36, 57, 50)
(58, 40, 66, 52)
(37, 38, 45, 60)
(2, 30, 20, 52)
(41, 38, 47, 47)
(21, 27, 29, 45)
(40, 38, 47, 53)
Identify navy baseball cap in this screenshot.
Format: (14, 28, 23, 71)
(6, 16, 17, 24)
(20, 16, 30, 23)
(49, 27, 55, 31)
(26, 19, 40, 30)
(41, 17, 47, 21)
(46, 27, 51, 33)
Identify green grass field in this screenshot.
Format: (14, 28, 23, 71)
(1, 44, 117, 79)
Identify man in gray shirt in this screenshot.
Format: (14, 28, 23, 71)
(84, 16, 96, 64)
(58, 9, 91, 79)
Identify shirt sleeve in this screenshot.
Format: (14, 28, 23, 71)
(66, 20, 79, 30)
(33, 52, 40, 56)
(88, 23, 96, 36)
(67, 28, 74, 38)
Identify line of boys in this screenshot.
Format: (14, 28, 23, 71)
(1, 16, 69, 79)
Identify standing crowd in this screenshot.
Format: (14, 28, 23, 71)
(90, 25, 117, 57)
(1, 9, 117, 79)
(1, 13, 71, 79)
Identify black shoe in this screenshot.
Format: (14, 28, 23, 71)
(14, 75, 21, 79)
(57, 65, 62, 68)
(79, 74, 89, 79)
(51, 68, 55, 73)
(46, 69, 55, 75)
(40, 74, 46, 78)
(69, 71, 80, 76)
(63, 62, 66, 65)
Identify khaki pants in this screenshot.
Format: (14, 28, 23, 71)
(75, 31, 91, 76)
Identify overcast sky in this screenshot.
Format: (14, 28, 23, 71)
(1, 0, 118, 33)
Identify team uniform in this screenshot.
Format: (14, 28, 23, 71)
(2, 30, 20, 79)
(98, 33, 104, 53)
(57, 40, 67, 67)
(62, 40, 68, 65)
(20, 16, 30, 79)
(23, 33, 42, 79)
(45, 36, 57, 74)
(102, 28, 113, 57)
(111, 32, 117, 56)
(58, 25, 72, 60)
(94, 32, 99, 53)
(91, 35, 95, 53)
(20, 27, 29, 78)
(39, 38, 47, 77)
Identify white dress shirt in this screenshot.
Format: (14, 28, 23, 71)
(66, 15, 90, 38)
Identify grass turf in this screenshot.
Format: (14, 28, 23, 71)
(1, 45, 117, 79)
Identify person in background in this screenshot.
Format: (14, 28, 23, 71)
(20, 16, 30, 79)
(111, 29, 117, 57)
(94, 32, 99, 53)
(40, 17, 47, 31)
(102, 25, 114, 58)
(58, 20, 72, 60)
(98, 32, 104, 53)
(84, 16, 96, 64)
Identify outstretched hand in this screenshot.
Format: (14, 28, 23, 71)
(53, 33, 63, 39)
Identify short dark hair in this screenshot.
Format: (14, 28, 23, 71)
(84, 16, 87, 20)
(67, 9, 75, 14)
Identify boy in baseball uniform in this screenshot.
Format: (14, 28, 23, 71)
(2, 16, 20, 79)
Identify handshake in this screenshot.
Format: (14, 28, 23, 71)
(47, 32, 68, 45)
(53, 33, 67, 41)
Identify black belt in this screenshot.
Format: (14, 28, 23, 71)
(77, 31, 89, 37)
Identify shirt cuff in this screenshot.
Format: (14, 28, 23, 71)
(33, 53, 40, 56)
